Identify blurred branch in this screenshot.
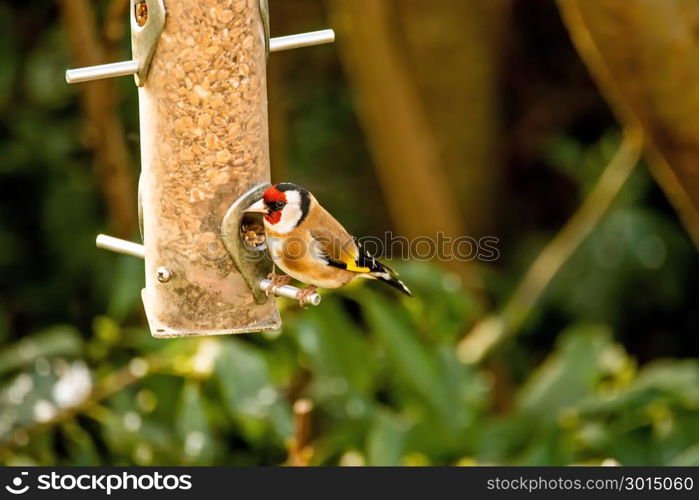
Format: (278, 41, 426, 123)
(328, 0, 482, 289)
(267, 0, 311, 184)
(267, 59, 289, 184)
(59, 0, 138, 238)
(557, 0, 699, 247)
(104, 0, 130, 60)
(458, 129, 644, 364)
(286, 398, 314, 466)
(0, 355, 166, 457)
(395, 0, 510, 236)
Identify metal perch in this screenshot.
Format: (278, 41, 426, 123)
(96, 234, 321, 307)
(66, 29, 336, 83)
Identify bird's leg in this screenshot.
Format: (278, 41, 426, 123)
(296, 285, 318, 309)
(265, 273, 291, 296)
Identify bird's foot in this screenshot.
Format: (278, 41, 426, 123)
(297, 285, 318, 309)
(265, 273, 291, 296)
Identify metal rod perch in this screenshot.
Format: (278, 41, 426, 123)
(96, 234, 146, 259)
(66, 60, 140, 84)
(269, 29, 335, 53)
(259, 279, 321, 307)
(96, 234, 321, 307)
(66, 30, 336, 84)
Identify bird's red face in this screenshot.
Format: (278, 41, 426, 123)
(261, 185, 287, 224)
(244, 183, 310, 233)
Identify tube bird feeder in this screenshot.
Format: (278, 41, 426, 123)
(65, 0, 333, 337)
(138, 0, 278, 337)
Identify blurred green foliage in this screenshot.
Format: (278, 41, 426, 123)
(2, 270, 699, 465)
(1, 0, 697, 466)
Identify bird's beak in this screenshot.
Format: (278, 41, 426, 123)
(244, 199, 267, 214)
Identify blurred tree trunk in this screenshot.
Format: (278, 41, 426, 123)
(104, 0, 130, 61)
(558, 0, 699, 246)
(267, 0, 309, 184)
(60, 0, 138, 239)
(267, 55, 289, 184)
(328, 0, 509, 287)
(394, 0, 509, 236)
(267, 0, 334, 184)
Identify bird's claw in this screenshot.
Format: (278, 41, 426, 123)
(265, 273, 291, 297)
(296, 286, 318, 309)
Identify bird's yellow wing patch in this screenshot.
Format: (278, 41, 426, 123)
(333, 244, 370, 273)
(344, 257, 371, 273)
(310, 228, 370, 273)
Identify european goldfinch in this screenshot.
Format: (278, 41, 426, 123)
(245, 183, 411, 306)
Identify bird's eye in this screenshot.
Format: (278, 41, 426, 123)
(270, 201, 286, 211)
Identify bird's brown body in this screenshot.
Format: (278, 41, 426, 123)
(245, 183, 411, 304)
(265, 198, 358, 289)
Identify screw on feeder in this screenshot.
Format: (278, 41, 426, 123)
(156, 267, 172, 283)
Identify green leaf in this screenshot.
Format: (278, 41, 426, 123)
(214, 339, 292, 443)
(671, 444, 699, 466)
(366, 410, 408, 466)
(0, 359, 92, 441)
(633, 360, 699, 407)
(176, 381, 216, 464)
(62, 420, 101, 465)
(397, 262, 477, 343)
(294, 297, 376, 400)
(360, 291, 451, 421)
(518, 324, 614, 418)
(106, 256, 145, 321)
(0, 326, 83, 376)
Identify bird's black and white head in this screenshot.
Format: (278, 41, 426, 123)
(244, 183, 311, 234)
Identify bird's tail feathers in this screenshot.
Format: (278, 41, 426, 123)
(355, 240, 411, 296)
(370, 270, 412, 297)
